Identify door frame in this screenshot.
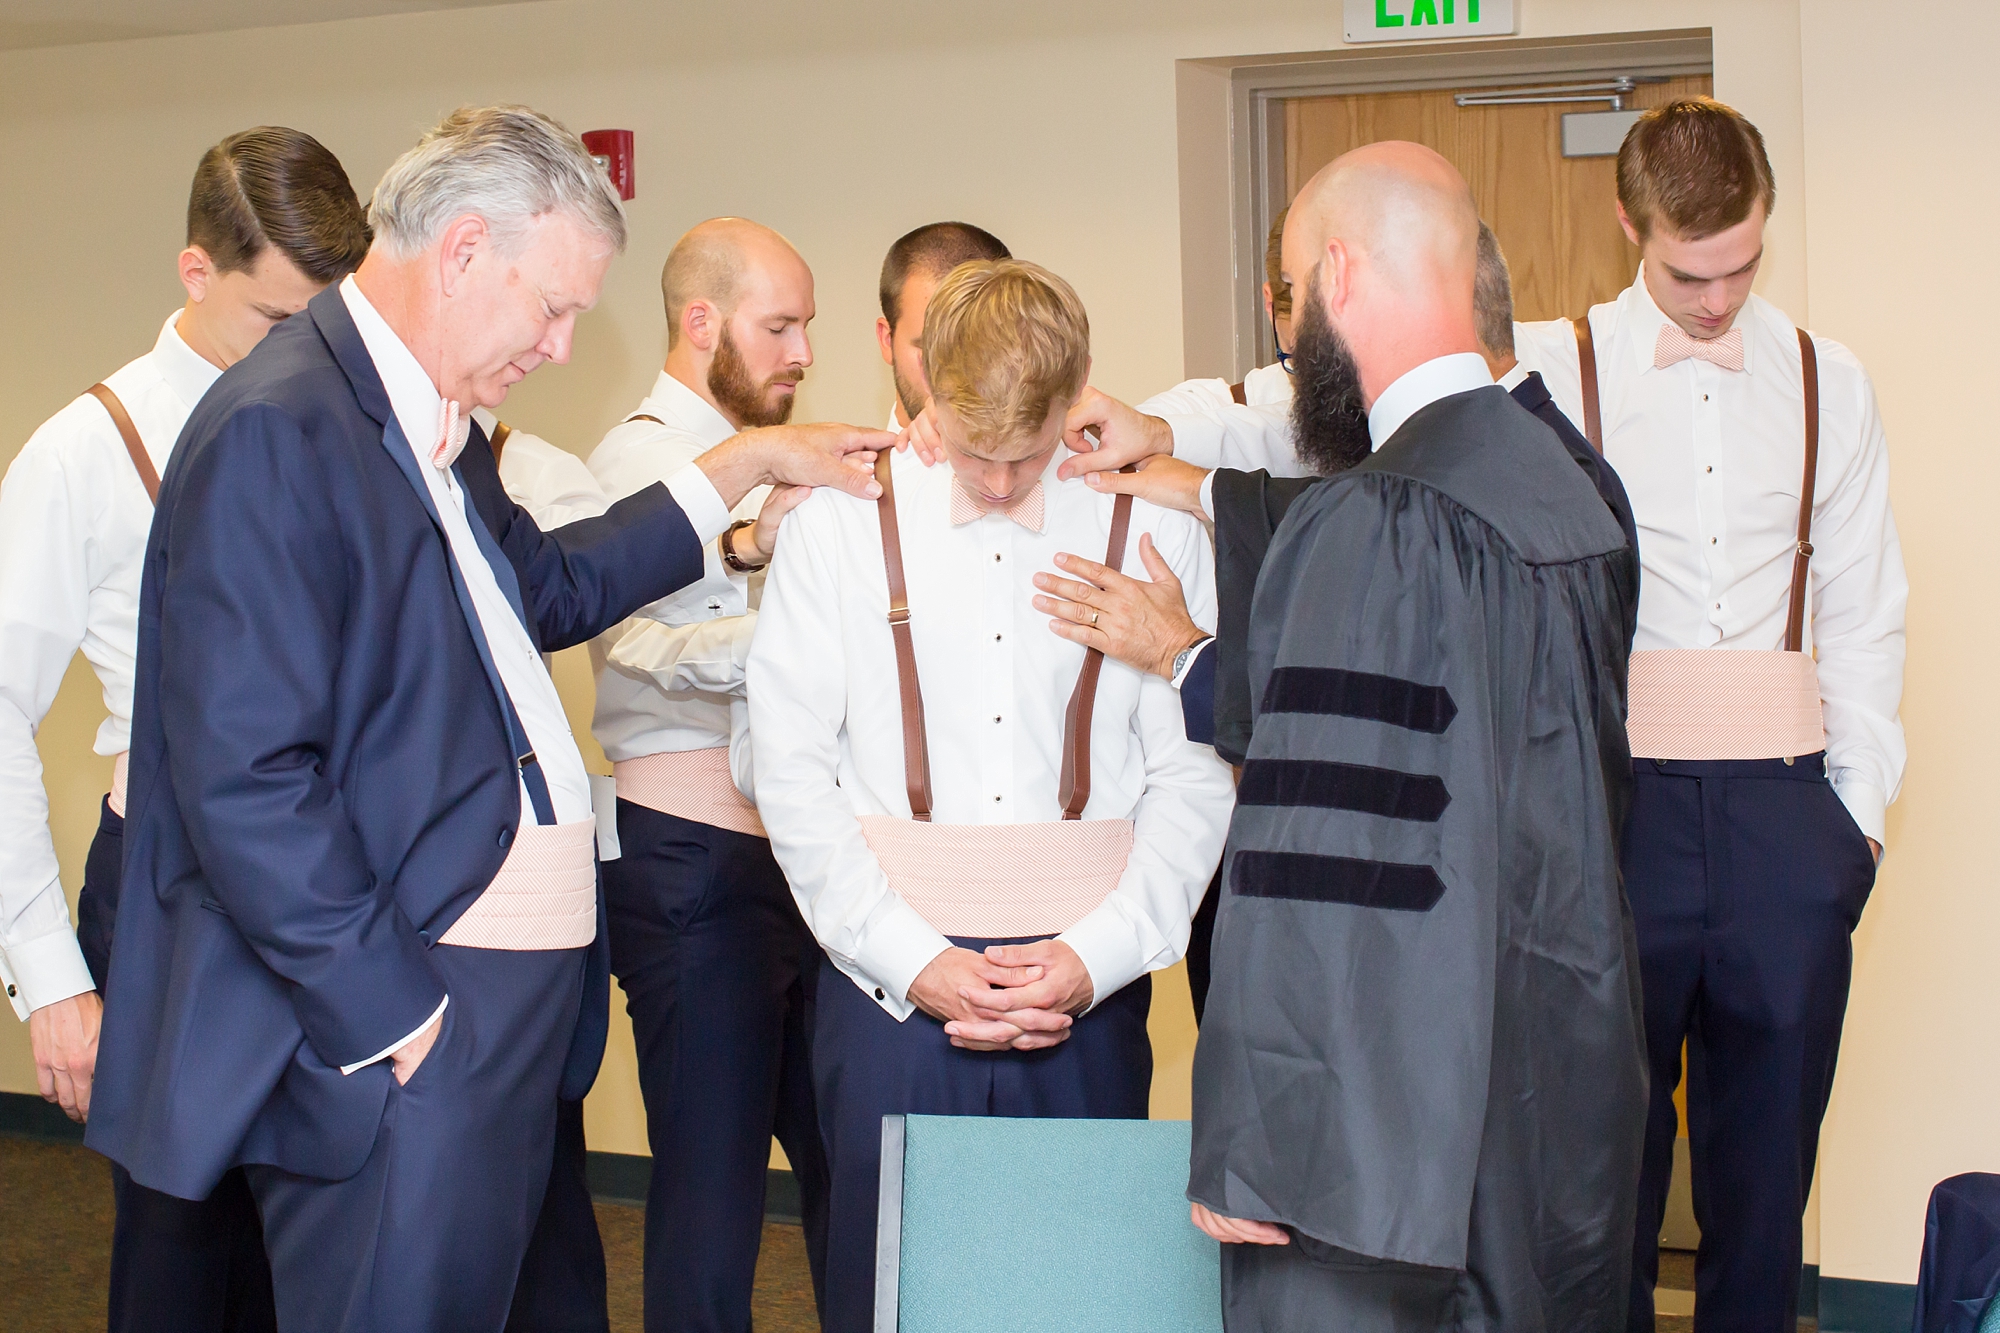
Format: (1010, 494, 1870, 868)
(1174, 29, 1713, 380)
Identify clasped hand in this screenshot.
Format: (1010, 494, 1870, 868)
(906, 940, 1095, 1052)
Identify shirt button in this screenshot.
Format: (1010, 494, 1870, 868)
(994, 795, 1003, 803)
(994, 716, 1002, 723)
(1705, 466, 1713, 474)
(994, 634, 1002, 642)
(1710, 537, 1717, 545)
(1702, 394, 1710, 402)
(875, 987, 886, 1001)
(994, 553, 1002, 563)
(498, 826, 513, 848)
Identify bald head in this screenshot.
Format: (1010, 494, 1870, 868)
(661, 217, 809, 349)
(1279, 141, 1483, 404)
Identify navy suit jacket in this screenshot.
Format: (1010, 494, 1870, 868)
(1182, 370, 1639, 755)
(86, 285, 705, 1198)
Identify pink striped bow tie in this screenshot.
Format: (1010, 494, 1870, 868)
(431, 397, 471, 470)
(950, 478, 1045, 532)
(1654, 322, 1745, 372)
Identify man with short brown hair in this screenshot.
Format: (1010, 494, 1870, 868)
(875, 220, 1011, 428)
(751, 258, 1233, 1332)
(1515, 95, 1906, 1331)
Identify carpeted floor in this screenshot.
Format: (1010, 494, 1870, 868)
(0, 1137, 819, 1333)
(2, 1135, 1809, 1333)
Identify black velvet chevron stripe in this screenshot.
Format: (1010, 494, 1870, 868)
(1259, 667, 1457, 734)
(1232, 851, 1447, 912)
(1237, 759, 1451, 822)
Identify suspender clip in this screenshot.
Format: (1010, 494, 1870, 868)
(518, 751, 538, 769)
(887, 607, 911, 626)
(1798, 541, 1814, 558)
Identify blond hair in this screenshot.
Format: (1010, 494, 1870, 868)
(922, 260, 1089, 450)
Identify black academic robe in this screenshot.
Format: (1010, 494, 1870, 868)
(1205, 372, 1638, 764)
(1188, 385, 1647, 1330)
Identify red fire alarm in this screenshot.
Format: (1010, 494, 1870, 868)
(582, 129, 635, 201)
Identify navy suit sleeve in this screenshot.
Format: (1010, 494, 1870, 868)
(156, 402, 443, 1068)
(459, 437, 704, 653)
(1179, 640, 1217, 746)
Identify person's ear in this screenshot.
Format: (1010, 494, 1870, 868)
(876, 315, 896, 367)
(1320, 244, 1351, 317)
(1263, 281, 1274, 323)
(682, 299, 717, 354)
(179, 246, 214, 304)
(436, 214, 488, 297)
(1615, 202, 1643, 249)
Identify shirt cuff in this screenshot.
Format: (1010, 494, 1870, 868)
(2, 927, 96, 1020)
(1058, 906, 1150, 1016)
(1198, 470, 1218, 523)
(339, 995, 448, 1076)
(665, 464, 734, 546)
(1830, 774, 1888, 849)
(853, 897, 954, 1022)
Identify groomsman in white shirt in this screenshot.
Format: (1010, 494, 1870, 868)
(585, 217, 831, 1333)
(1509, 97, 1906, 1332)
(751, 259, 1235, 1333)
(874, 221, 1010, 430)
(0, 127, 369, 1333)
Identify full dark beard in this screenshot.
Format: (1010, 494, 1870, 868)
(708, 325, 800, 428)
(1289, 289, 1372, 476)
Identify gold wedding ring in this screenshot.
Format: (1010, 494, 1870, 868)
(1090, 610, 1100, 626)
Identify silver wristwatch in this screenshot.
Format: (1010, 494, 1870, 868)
(1170, 636, 1214, 689)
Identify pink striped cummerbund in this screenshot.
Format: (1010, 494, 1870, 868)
(109, 750, 130, 818)
(858, 816, 1134, 939)
(439, 818, 597, 950)
(1626, 649, 1826, 761)
(614, 748, 765, 839)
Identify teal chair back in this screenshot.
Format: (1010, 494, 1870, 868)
(875, 1114, 1223, 1333)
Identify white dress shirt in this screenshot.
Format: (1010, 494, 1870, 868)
(0, 311, 218, 1018)
(588, 373, 765, 773)
(748, 450, 1236, 1019)
(337, 280, 730, 1068)
(1514, 269, 1907, 841)
(1149, 386, 1307, 479)
(473, 407, 608, 529)
(1138, 360, 1295, 419)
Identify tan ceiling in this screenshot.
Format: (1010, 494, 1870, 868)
(0, 0, 522, 51)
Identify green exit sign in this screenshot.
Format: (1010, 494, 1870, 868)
(1344, 0, 1518, 42)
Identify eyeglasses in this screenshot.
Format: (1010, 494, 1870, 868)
(1272, 310, 1293, 375)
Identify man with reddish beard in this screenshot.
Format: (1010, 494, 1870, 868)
(584, 217, 831, 1333)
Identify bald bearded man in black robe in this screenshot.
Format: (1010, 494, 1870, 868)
(1042, 144, 1646, 1331)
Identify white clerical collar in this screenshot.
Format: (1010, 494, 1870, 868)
(340, 275, 450, 471)
(640, 369, 738, 448)
(153, 309, 225, 409)
(1366, 352, 1494, 449)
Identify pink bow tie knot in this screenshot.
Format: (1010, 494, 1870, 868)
(1654, 323, 1746, 372)
(949, 479, 1045, 533)
(431, 398, 471, 470)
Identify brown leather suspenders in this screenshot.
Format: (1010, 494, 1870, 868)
(85, 384, 159, 504)
(1058, 491, 1135, 819)
(1786, 329, 1821, 653)
(1569, 318, 1604, 454)
(873, 452, 1133, 823)
(1570, 316, 1823, 651)
(1229, 381, 1248, 406)
(876, 452, 936, 821)
(487, 420, 514, 461)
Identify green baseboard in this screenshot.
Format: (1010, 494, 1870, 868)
(1818, 1274, 1919, 1332)
(1, 1091, 801, 1222)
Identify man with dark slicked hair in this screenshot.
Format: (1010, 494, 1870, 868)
(875, 220, 1009, 428)
(1, 123, 372, 1333)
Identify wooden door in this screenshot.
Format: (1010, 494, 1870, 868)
(1283, 74, 1713, 321)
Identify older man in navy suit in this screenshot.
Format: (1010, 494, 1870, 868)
(84, 105, 887, 1333)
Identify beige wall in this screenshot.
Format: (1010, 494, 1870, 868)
(5, 0, 1977, 1287)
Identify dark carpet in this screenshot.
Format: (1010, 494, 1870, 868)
(2, 1136, 1807, 1333)
(0, 1137, 819, 1333)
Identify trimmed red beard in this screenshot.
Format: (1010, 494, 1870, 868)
(709, 324, 802, 427)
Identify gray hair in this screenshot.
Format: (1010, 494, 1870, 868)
(368, 105, 626, 260)
(1473, 221, 1514, 357)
